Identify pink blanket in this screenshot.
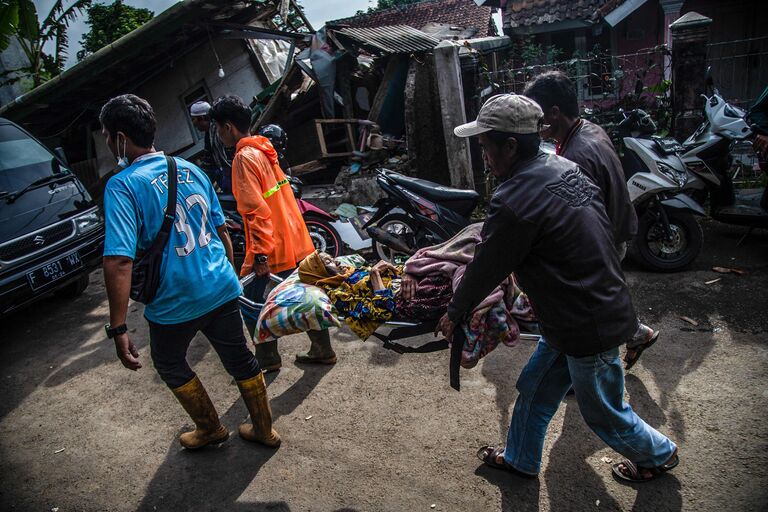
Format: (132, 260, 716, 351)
(404, 224, 511, 311)
(404, 223, 522, 366)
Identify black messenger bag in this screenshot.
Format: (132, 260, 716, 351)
(130, 156, 178, 304)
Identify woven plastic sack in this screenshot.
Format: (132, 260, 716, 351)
(255, 271, 339, 342)
(255, 254, 367, 342)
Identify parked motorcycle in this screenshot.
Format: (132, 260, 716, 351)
(679, 71, 767, 230)
(620, 109, 706, 271)
(363, 169, 480, 263)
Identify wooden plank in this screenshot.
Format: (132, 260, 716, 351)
(315, 120, 329, 157)
(252, 63, 302, 131)
(289, 160, 327, 176)
(433, 41, 474, 189)
(403, 58, 420, 167)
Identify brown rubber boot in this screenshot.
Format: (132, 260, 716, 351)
(171, 376, 229, 450)
(236, 372, 281, 447)
(253, 340, 282, 372)
(295, 329, 337, 365)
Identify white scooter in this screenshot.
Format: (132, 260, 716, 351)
(621, 110, 706, 272)
(679, 70, 767, 231)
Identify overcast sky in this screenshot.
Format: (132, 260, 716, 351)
(33, 0, 378, 68)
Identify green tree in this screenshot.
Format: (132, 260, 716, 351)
(0, 0, 37, 52)
(375, 0, 421, 9)
(355, 0, 421, 16)
(2, 0, 91, 88)
(77, 0, 153, 60)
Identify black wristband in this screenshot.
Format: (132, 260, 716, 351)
(105, 323, 128, 339)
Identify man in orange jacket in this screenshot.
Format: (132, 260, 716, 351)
(211, 94, 336, 371)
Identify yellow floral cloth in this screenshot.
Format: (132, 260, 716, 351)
(325, 267, 402, 340)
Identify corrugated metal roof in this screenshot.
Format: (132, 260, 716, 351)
(330, 0, 496, 39)
(334, 25, 440, 55)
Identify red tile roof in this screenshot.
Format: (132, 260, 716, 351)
(504, 0, 623, 28)
(329, 0, 497, 38)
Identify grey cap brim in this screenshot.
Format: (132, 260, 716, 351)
(454, 120, 491, 138)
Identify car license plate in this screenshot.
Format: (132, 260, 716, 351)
(27, 252, 82, 291)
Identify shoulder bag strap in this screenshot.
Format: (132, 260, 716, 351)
(160, 156, 178, 233)
(144, 156, 178, 254)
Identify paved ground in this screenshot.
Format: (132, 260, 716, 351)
(1, 219, 766, 512)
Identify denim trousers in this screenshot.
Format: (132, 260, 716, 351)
(504, 338, 676, 475)
(148, 299, 260, 388)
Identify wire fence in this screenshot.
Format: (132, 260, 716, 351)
(706, 35, 768, 109)
(706, 35, 768, 185)
(475, 40, 766, 186)
(478, 45, 672, 136)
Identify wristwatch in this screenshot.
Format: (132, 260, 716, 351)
(105, 323, 128, 339)
(255, 254, 268, 264)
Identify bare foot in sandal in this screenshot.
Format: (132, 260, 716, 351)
(476, 445, 537, 479)
(612, 449, 679, 483)
(624, 324, 660, 370)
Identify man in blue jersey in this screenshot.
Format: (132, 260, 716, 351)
(101, 94, 280, 450)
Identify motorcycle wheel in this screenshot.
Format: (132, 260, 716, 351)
(631, 209, 703, 272)
(373, 213, 417, 264)
(304, 214, 342, 258)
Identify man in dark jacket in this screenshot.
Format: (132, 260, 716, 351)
(437, 94, 678, 483)
(523, 71, 657, 370)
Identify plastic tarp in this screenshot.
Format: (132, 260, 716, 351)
(251, 39, 292, 84)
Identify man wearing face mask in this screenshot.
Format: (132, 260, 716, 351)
(101, 94, 281, 450)
(435, 94, 679, 483)
(523, 71, 657, 370)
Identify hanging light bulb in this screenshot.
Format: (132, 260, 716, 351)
(207, 27, 225, 79)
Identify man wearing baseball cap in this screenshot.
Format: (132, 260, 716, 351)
(190, 100, 233, 192)
(436, 94, 679, 483)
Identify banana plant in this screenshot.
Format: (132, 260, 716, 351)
(1, 0, 91, 88)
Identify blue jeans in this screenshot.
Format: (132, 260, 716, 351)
(504, 338, 676, 475)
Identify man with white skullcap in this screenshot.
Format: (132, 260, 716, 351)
(435, 94, 679, 483)
(190, 100, 233, 191)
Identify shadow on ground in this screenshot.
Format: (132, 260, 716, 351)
(0, 278, 116, 421)
(137, 364, 334, 511)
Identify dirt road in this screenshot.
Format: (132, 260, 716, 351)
(1, 219, 766, 511)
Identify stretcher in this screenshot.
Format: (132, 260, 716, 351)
(238, 273, 541, 390)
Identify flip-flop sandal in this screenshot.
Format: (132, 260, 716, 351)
(624, 330, 660, 370)
(476, 445, 537, 479)
(612, 450, 679, 483)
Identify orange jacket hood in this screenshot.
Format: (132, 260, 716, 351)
(236, 136, 279, 167)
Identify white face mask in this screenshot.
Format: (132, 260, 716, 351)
(116, 134, 129, 168)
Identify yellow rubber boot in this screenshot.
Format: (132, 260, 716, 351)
(171, 376, 229, 449)
(236, 373, 281, 447)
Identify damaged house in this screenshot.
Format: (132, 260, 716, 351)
(0, 0, 311, 190)
(254, 0, 510, 194)
(2, 0, 514, 200)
